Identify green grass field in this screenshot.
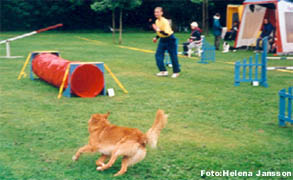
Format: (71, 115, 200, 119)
(0, 31, 292, 180)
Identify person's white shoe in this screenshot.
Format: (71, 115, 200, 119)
(156, 71, 168, 77)
(171, 73, 180, 78)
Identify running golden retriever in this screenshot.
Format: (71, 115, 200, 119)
(72, 109, 168, 176)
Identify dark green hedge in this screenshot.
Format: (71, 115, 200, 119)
(0, 0, 243, 31)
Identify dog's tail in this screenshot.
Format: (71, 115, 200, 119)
(146, 109, 168, 149)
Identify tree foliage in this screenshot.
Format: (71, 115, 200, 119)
(90, 0, 142, 12)
(0, 0, 103, 30)
(91, 0, 118, 12)
(90, 0, 142, 44)
(190, 0, 202, 4)
(0, 0, 244, 31)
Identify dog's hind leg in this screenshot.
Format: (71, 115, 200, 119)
(127, 148, 146, 166)
(113, 148, 146, 176)
(72, 145, 94, 161)
(96, 151, 119, 171)
(114, 156, 129, 177)
(96, 154, 109, 167)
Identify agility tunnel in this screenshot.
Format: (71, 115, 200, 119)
(18, 51, 128, 99)
(27, 52, 105, 98)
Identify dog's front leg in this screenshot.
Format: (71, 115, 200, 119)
(72, 145, 94, 161)
(96, 152, 119, 171)
(96, 154, 109, 167)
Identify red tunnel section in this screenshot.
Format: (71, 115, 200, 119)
(32, 53, 104, 97)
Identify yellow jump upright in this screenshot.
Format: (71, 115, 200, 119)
(104, 63, 128, 94)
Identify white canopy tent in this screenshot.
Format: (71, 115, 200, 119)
(235, 0, 293, 54)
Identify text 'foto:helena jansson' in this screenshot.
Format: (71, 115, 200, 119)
(200, 170, 292, 177)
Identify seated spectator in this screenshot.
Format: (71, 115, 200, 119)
(224, 21, 239, 41)
(255, 18, 274, 52)
(183, 22, 202, 56)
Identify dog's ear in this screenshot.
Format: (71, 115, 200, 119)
(91, 114, 104, 124)
(104, 112, 110, 118)
(91, 114, 99, 122)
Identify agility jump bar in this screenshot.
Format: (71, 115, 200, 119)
(267, 57, 293, 60)
(0, 24, 63, 45)
(267, 67, 293, 70)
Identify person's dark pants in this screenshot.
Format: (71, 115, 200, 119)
(224, 31, 237, 41)
(256, 37, 263, 50)
(155, 34, 180, 73)
(256, 36, 273, 51)
(224, 32, 231, 41)
(214, 35, 221, 50)
(183, 42, 190, 55)
(231, 31, 237, 40)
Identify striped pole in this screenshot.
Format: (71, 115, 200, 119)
(0, 24, 63, 58)
(0, 24, 63, 45)
(267, 57, 293, 60)
(267, 67, 293, 70)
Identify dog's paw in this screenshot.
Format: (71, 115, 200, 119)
(114, 173, 120, 177)
(114, 171, 126, 177)
(72, 155, 78, 161)
(96, 166, 103, 171)
(97, 162, 105, 167)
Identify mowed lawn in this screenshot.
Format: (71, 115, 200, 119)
(0, 31, 292, 180)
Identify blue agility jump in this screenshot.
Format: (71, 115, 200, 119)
(198, 37, 216, 64)
(234, 37, 268, 87)
(279, 87, 293, 127)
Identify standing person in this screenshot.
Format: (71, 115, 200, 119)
(152, 7, 180, 78)
(182, 22, 202, 56)
(213, 13, 222, 50)
(255, 18, 274, 52)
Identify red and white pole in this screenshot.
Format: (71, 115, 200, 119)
(0, 24, 63, 58)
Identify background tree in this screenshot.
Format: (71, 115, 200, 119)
(91, 0, 142, 44)
(91, 0, 119, 44)
(0, 0, 105, 31)
(191, 0, 211, 35)
(116, 0, 142, 44)
(0, 0, 244, 33)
